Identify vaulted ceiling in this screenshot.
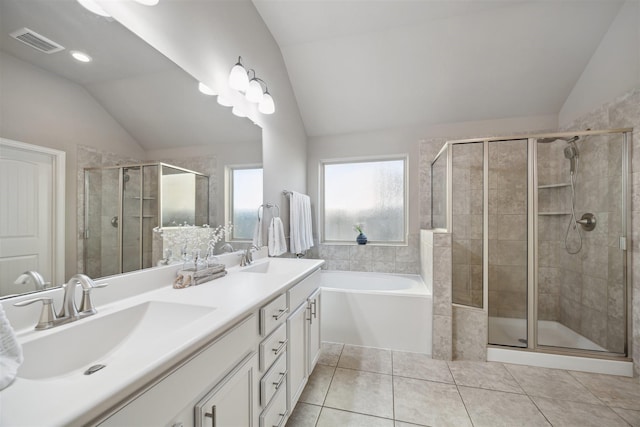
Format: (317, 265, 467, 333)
(253, 0, 624, 137)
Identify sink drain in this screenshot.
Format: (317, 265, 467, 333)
(84, 364, 106, 375)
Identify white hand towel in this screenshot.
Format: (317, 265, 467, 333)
(268, 217, 287, 257)
(252, 214, 263, 247)
(289, 191, 314, 254)
(0, 303, 23, 390)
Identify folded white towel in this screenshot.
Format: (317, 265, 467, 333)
(252, 214, 264, 247)
(268, 217, 287, 257)
(289, 191, 314, 254)
(0, 303, 23, 390)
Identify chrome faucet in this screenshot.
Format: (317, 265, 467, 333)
(14, 274, 108, 330)
(14, 270, 49, 291)
(240, 245, 260, 267)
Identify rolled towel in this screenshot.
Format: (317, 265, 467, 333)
(268, 217, 287, 257)
(0, 303, 23, 390)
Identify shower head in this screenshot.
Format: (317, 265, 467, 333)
(537, 135, 579, 144)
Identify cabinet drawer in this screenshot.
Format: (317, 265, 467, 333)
(260, 352, 287, 408)
(288, 269, 320, 311)
(260, 384, 288, 427)
(260, 323, 287, 371)
(260, 293, 288, 336)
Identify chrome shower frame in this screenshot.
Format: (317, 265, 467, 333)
(431, 128, 632, 361)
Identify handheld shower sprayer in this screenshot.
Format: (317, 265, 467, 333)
(563, 136, 579, 175)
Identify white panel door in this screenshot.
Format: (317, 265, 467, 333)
(0, 142, 54, 294)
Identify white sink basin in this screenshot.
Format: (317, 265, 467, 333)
(240, 261, 294, 274)
(18, 301, 214, 380)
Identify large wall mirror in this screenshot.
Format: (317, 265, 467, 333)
(0, 0, 262, 298)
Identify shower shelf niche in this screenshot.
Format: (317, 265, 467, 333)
(538, 212, 571, 216)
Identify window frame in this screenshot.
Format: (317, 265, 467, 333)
(319, 155, 409, 245)
(225, 164, 263, 242)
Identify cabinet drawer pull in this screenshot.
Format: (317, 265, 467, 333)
(272, 411, 288, 427)
(272, 370, 287, 390)
(205, 405, 216, 427)
(272, 308, 289, 321)
(272, 339, 288, 355)
(311, 299, 317, 318)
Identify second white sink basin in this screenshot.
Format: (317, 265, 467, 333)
(18, 301, 214, 380)
(240, 261, 292, 274)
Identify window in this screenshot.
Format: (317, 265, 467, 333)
(227, 166, 263, 240)
(322, 157, 407, 243)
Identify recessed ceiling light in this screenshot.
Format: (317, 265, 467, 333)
(133, 0, 160, 5)
(77, 0, 111, 17)
(71, 50, 92, 63)
(198, 82, 216, 96)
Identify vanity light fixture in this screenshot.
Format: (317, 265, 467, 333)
(228, 56, 275, 115)
(231, 105, 247, 118)
(245, 70, 264, 103)
(76, 0, 111, 17)
(228, 57, 249, 92)
(70, 50, 92, 63)
(259, 89, 275, 115)
(217, 95, 233, 107)
(198, 82, 216, 96)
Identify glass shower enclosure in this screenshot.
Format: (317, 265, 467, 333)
(431, 129, 631, 358)
(84, 163, 209, 278)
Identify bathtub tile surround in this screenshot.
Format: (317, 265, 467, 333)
(287, 343, 640, 427)
(421, 229, 453, 360)
(317, 233, 420, 274)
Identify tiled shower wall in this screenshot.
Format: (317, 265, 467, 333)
(560, 88, 640, 375)
(77, 145, 218, 275)
(537, 135, 625, 352)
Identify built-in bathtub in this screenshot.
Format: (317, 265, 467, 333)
(320, 270, 432, 354)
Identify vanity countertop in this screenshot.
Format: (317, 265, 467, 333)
(0, 256, 324, 426)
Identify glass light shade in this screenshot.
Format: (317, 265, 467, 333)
(133, 0, 159, 4)
(77, 0, 111, 17)
(231, 106, 246, 118)
(198, 82, 216, 96)
(217, 95, 233, 107)
(228, 62, 249, 92)
(258, 91, 275, 114)
(245, 79, 264, 103)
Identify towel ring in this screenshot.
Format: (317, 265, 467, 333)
(258, 203, 280, 219)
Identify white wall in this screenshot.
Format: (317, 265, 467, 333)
(100, 0, 308, 237)
(0, 52, 146, 279)
(559, 0, 640, 126)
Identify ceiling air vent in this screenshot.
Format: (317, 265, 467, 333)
(9, 27, 65, 54)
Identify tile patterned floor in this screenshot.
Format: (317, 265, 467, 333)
(286, 343, 640, 427)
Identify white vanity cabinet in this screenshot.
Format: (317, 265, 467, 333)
(98, 315, 259, 427)
(286, 270, 321, 412)
(194, 353, 258, 427)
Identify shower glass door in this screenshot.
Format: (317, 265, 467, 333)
(535, 132, 627, 354)
(487, 139, 529, 348)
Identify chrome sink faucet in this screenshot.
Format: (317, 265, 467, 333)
(14, 270, 49, 291)
(240, 245, 260, 267)
(14, 274, 108, 330)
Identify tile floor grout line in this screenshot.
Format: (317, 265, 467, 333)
(314, 343, 344, 426)
(391, 350, 396, 422)
(447, 359, 476, 427)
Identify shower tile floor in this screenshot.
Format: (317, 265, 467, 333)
(286, 343, 640, 427)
